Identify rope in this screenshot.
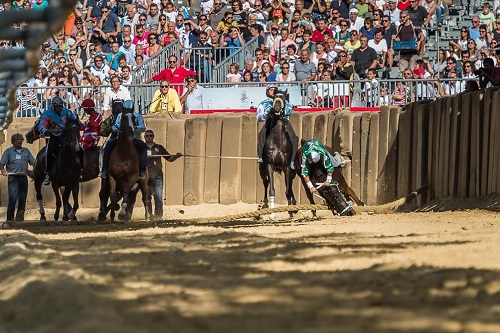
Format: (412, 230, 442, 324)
(149, 154, 259, 160)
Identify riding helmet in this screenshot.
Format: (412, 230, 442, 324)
(310, 151, 321, 163)
(123, 99, 134, 111)
(51, 96, 64, 106)
(266, 85, 278, 92)
(81, 98, 95, 109)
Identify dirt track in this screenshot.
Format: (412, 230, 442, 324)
(0, 205, 499, 333)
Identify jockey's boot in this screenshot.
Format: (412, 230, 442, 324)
(290, 161, 295, 169)
(101, 169, 107, 179)
(43, 173, 51, 185)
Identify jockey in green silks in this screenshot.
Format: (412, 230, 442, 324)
(300, 139, 337, 193)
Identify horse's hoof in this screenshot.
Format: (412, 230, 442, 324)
(260, 203, 269, 209)
(40, 215, 46, 221)
(118, 212, 126, 221)
(97, 213, 106, 222)
(62, 215, 69, 222)
(68, 210, 76, 220)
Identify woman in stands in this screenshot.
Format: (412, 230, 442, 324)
(288, 10, 302, 37)
(450, 27, 470, 52)
(59, 66, 79, 87)
(146, 33, 162, 57)
(433, 48, 447, 74)
(231, 1, 247, 30)
(336, 19, 351, 48)
(310, 42, 328, 68)
(359, 17, 376, 40)
(467, 39, 480, 62)
(260, 62, 276, 82)
(156, 14, 168, 39)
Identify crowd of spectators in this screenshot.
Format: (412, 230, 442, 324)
(3, 0, 500, 114)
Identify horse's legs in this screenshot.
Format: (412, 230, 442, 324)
(285, 167, 296, 218)
(109, 178, 117, 222)
(35, 175, 46, 221)
(68, 185, 79, 220)
(98, 178, 109, 221)
(52, 183, 61, 221)
(138, 179, 150, 222)
(266, 164, 276, 220)
(118, 190, 129, 221)
(299, 176, 318, 218)
(61, 187, 72, 221)
(259, 163, 269, 209)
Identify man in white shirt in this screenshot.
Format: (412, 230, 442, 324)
(384, 0, 401, 26)
(102, 75, 132, 118)
(348, 8, 364, 32)
(368, 29, 388, 69)
(180, 75, 205, 114)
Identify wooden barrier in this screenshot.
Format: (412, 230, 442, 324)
(3, 88, 500, 211)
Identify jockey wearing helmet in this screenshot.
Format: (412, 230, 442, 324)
(38, 95, 78, 185)
(101, 99, 148, 180)
(79, 99, 103, 151)
(256, 85, 298, 168)
(300, 139, 340, 193)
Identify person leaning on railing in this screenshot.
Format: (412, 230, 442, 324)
(149, 80, 183, 114)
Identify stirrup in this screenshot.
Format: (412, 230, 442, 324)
(43, 174, 50, 185)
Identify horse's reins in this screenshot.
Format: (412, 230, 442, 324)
(148, 154, 259, 160)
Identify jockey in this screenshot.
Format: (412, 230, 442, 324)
(38, 96, 78, 185)
(101, 99, 148, 180)
(79, 99, 103, 150)
(300, 139, 342, 193)
(256, 85, 298, 168)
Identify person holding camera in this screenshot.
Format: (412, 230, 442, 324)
(477, 57, 500, 88)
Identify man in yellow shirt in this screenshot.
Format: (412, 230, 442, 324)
(149, 80, 183, 113)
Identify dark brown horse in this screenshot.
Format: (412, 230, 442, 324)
(295, 141, 365, 217)
(259, 89, 296, 219)
(32, 117, 82, 221)
(100, 111, 149, 222)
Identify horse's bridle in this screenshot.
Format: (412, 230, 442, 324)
(272, 92, 286, 117)
(118, 112, 136, 139)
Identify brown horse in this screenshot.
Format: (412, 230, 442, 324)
(295, 141, 364, 217)
(103, 111, 149, 222)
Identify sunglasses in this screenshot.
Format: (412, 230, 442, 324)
(177, 20, 184, 22)
(124, 40, 131, 42)
(464, 65, 471, 67)
(382, 19, 389, 22)
(149, 37, 157, 40)
(69, 53, 76, 56)
(188, 79, 196, 82)
(340, 24, 347, 27)
(145, 134, 154, 137)
(282, 66, 289, 69)
(161, 85, 169, 88)
(169, 60, 177, 63)
(102, 10, 108, 13)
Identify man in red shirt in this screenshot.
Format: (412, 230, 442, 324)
(311, 18, 333, 43)
(145, 55, 196, 95)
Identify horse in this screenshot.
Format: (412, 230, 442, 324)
(98, 110, 149, 222)
(32, 117, 82, 221)
(259, 89, 296, 219)
(295, 141, 365, 217)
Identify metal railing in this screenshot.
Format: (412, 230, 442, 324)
(131, 40, 181, 85)
(12, 77, 478, 118)
(211, 37, 259, 84)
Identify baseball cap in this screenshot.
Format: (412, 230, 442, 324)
(349, 8, 358, 13)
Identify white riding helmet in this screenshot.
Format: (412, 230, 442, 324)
(310, 151, 321, 163)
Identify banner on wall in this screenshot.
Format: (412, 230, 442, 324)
(202, 86, 302, 109)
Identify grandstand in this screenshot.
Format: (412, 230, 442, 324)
(1, 0, 498, 115)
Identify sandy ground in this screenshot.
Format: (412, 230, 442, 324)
(0, 203, 499, 333)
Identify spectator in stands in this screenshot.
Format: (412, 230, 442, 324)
(414, 59, 433, 100)
(326, 38, 343, 63)
(241, 59, 258, 81)
(392, 80, 408, 105)
(156, 14, 169, 37)
(67, 49, 83, 78)
(257, 71, 268, 83)
(265, 0, 291, 25)
(348, 8, 364, 32)
(57, 86, 78, 111)
(42, 75, 59, 106)
(469, 16, 481, 41)
(462, 60, 477, 79)
(355, 0, 369, 17)
(310, 42, 328, 68)
(121, 65, 133, 85)
(98, 5, 121, 40)
(180, 75, 205, 114)
(276, 62, 296, 82)
(220, 26, 245, 53)
(336, 19, 350, 47)
(90, 55, 110, 82)
(295, 49, 317, 85)
(231, 1, 247, 30)
(312, 18, 333, 43)
(298, 29, 316, 54)
(475, 24, 491, 50)
(384, 0, 401, 25)
(60, 66, 79, 87)
(163, 1, 178, 23)
(15, 84, 39, 117)
(226, 63, 242, 83)
(478, 57, 500, 88)
(122, 5, 139, 28)
(450, 27, 470, 53)
(398, 0, 411, 11)
(145, 55, 196, 95)
(147, 3, 161, 33)
(85, 0, 103, 23)
(407, 0, 430, 29)
(395, 10, 424, 72)
(421, 0, 438, 28)
(344, 29, 361, 56)
(70, 17, 88, 42)
(266, 24, 279, 49)
(467, 39, 480, 61)
(150, 80, 183, 113)
(33, 0, 49, 11)
(288, 10, 302, 36)
(209, 0, 228, 30)
(242, 70, 255, 84)
(360, 17, 376, 40)
(261, 62, 277, 81)
(216, 11, 238, 35)
(102, 75, 131, 118)
(329, 8, 341, 26)
(351, 34, 378, 79)
(368, 28, 388, 70)
(189, 15, 214, 38)
(492, 20, 500, 40)
(184, 31, 214, 82)
(145, 33, 162, 57)
(271, 28, 297, 62)
(119, 35, 135, 64)
(439, 70, 465, 96)
(363, 68, 379, 107)
(442, 56, 462, 78)
(106, 42, 124, 70)
(330, 0, 350, 20)
(316, 61, 329, 81)
(133, 26, 150, 49)
(480, 2, 495, 30)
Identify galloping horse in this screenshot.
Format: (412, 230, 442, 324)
(295, 141, 365, 217)
(32, 117, 82, 221)
(259, 89, 296, 219)
(98, 110, 149, 222)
